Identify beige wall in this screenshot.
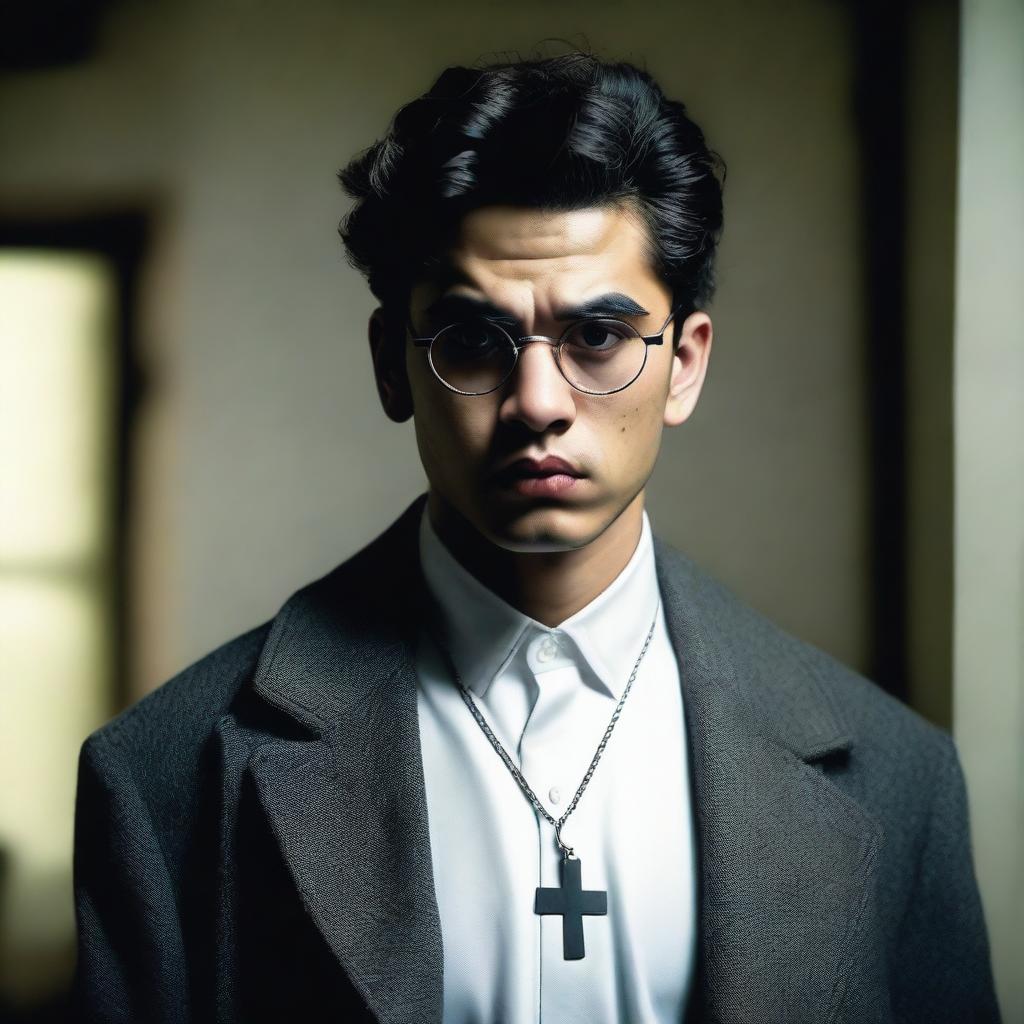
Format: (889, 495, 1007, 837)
(953, 0, 1024, 1018)
(0, 0, 869, 697)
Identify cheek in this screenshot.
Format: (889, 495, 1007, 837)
(599, 391, 665, 475)
(413, 384, 496, 470)
(607, 385, 663, 441)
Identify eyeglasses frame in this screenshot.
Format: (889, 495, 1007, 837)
(408, 304, 685, 397)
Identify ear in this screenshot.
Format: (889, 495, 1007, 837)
(663, 311, 713, 428)
(368, 307, 414, 422)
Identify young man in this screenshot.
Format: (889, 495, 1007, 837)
(72, 54, 999, 1023)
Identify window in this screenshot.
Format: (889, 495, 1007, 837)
(0, 250, 117, 1002)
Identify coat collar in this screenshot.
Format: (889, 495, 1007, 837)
(245, 494, 884, 1024)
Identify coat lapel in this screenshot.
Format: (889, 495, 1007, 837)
(241, 494, 887, 1023)
(655, 539, 888, 1023)
(246, 496, 443, 1024)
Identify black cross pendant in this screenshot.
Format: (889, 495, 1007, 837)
(534, 856, 608, 960)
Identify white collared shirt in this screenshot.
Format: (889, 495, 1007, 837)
(415, 504, 697, 1023)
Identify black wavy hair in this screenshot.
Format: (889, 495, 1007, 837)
(338, 52, 725, 322)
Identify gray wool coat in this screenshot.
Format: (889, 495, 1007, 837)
(71, 494, 1001, 1023)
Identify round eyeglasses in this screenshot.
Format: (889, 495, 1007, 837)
(409, 306, 683, 397)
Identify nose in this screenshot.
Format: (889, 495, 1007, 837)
(498, 339, 577, 434)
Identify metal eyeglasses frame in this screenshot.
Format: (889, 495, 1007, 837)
(408, 305, 684, 396)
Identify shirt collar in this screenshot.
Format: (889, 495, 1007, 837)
(418, 502, 661, 701)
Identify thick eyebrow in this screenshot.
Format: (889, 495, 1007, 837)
(423, 290, 650, 325)
(552, 292, 650, 320)
(424, 293, 516, 323)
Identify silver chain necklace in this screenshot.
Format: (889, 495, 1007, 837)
(431, 600, 660, 960)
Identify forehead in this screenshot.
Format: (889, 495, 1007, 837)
(419, 204, 668, 317)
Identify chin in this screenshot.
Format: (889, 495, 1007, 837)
(476, 500, 609, 553)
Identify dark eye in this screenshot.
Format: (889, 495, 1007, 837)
(442, 320, 505, 351)
(566, 319, 635, 350)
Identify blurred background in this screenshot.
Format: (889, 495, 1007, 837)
(0, 0, 1021, 1019)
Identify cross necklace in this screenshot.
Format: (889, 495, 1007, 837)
(435, 602, 659, 960)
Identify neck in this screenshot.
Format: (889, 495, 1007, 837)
(427, 490, 646, 627)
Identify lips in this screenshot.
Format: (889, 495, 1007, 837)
(497, 455, 584, 480)
(491, 455, 585, 498)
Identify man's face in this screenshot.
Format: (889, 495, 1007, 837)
(371, 203, 713, 553)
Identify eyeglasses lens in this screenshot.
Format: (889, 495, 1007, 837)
(559, 320, 647, 394)
(429, 318, 648, 395)
(430, 321, 516, 394)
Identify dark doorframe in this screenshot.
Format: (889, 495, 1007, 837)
(849, 0, 911, 702)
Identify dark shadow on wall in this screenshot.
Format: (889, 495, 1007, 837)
(0, 0, 109, 72)
(848, 0, 910, 703)
(846, 0, 959, 725)
(0, 850, 70, 1024)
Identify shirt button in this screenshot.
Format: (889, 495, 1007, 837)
(548, 786, 561, 804)
(537, 637, 558, 662)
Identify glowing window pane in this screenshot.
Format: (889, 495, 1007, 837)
(0, 249, 116, 1003)
(0, 251, 116, 564)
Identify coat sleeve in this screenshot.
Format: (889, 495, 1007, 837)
(890, 734, 1002, 1023)
(71, 731, 190, 1024)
